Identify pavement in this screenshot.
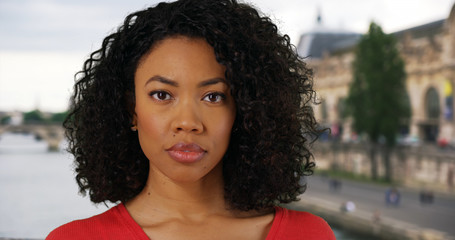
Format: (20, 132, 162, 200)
(291, 174, 455, 239)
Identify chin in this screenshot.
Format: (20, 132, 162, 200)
(166, 163, 223, 184)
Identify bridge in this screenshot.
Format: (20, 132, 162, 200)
(0, 124, 65, 151)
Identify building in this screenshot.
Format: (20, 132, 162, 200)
(298, 4, 455, 145)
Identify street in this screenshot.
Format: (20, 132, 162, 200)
(301, 175, 455, 237)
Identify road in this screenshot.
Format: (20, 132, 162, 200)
(301, 175, 455, 237)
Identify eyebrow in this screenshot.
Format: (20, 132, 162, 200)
(145, 75, 227, 88)
(145, 76, 178, 87)
(197, 78, 227, 87)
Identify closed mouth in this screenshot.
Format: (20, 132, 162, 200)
(166, 142, 206, 163)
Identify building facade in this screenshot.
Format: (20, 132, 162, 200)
(298, 4, 455, 145)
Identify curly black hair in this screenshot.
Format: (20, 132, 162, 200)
(64, 0, 319, 211)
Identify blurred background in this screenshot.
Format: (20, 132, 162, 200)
(1, 0, 455, 239)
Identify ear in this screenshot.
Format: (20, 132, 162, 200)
(125, 90, 137, 129)
(132, 98, 137, 124)
(131, 113, 138, 131)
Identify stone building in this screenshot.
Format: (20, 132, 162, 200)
(298, 4, 455, 145)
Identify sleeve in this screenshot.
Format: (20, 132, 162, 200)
(45, 220, 101, 240)
(300, 213, 336, 240)
(280, 208, 336, 240)
(45, 204, 143, 240)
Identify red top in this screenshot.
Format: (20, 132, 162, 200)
(266, 206, 335, 240)
(46, 204, 335, 240)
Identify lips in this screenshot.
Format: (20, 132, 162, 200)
(166, 142, 206, 163)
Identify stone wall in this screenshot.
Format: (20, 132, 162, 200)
(288, 198, 454, 240)
(313, 142, 455, 192)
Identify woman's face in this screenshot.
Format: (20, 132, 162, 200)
(134, 37, 236, 183)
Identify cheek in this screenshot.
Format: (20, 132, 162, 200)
(135, 97, 165, 136)
(138, 114, 161, 133)
(136, 110, 167, 155)
(138, 114, 167, 138)
(211, 110, 235, 141)
(219, 118, 235, 137)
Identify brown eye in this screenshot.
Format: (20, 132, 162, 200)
(149, 91, 172, 101)
(202, 92, 226, 103)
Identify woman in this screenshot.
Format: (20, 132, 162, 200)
(47, 0, 335, 239)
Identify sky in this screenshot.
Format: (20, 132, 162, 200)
(0, 0, 454, 112)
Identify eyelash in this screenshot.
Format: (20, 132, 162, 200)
(149, 90, 172, 101)
(202, 92, 226, 103)
(148, 91, 226, 103)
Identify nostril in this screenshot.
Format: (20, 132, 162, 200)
(172, 119, 203, 133)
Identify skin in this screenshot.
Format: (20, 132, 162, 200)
(126, 37, 274, 240)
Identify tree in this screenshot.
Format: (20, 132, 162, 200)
(346, 22, 411, 181)
(1, 115, 11, 125)
(23, 109, 45, 124)
(50, 111, 68, 123)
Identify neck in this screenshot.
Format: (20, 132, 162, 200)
(126, 162, 229, 221)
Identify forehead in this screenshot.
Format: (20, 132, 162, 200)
(139, 37, 216, 65)
(135, 37, 226, 83)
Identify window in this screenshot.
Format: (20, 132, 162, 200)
(321, 100, 328, 121)
(425, 87, 440, 120)
(337, 97, 346, 120)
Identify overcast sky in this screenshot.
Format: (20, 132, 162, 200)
(0, 0, 454, 112)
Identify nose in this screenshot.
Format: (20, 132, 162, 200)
(171, 100, 204, 134)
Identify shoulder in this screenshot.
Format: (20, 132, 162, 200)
(267, 206, 336, 240)
(46, 204, 136, 240)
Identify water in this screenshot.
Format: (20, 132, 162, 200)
(0, 133, 107, 239)
(0, 132, 361, 239)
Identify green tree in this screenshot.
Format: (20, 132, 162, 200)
(346, 22, 411, 181)
(1, 116, 11, 125)
(50, 111, 68, 123)
(23, 109, 45, 124)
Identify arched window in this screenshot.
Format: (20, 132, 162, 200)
(425, 87, 440, 120)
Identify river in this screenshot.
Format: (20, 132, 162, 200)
(0, 132, 362, 239)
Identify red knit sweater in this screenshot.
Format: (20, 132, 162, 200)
(46, 204, 335, 240)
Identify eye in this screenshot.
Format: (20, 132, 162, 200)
(149, 91, 172, 101)
(202, 92, 226, 103)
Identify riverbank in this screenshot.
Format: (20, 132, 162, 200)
(287, 195, 455, 240)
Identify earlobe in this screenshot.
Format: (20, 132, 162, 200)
(131, 114, 138, 131)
